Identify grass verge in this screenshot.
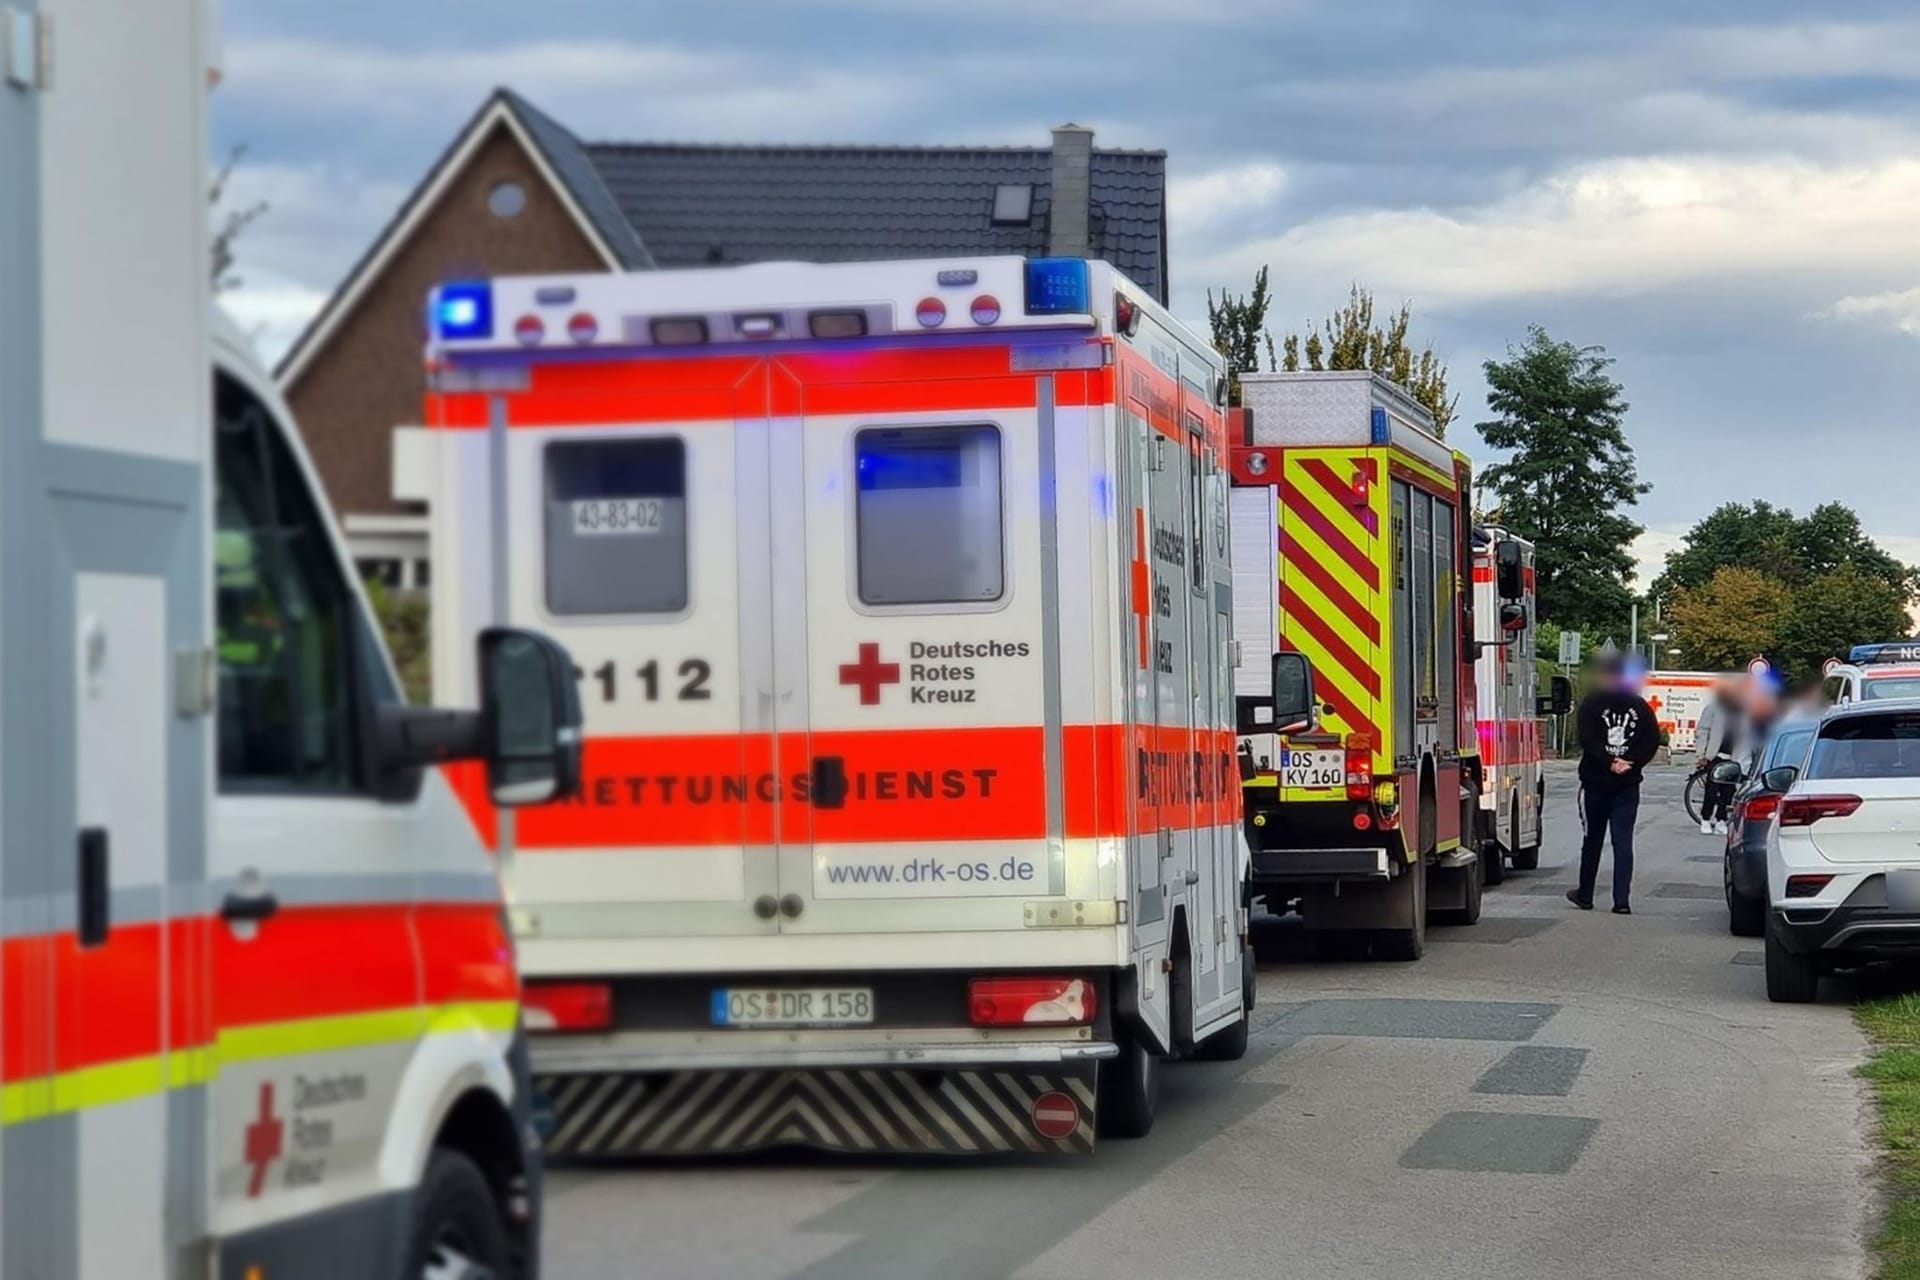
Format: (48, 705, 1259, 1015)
(1858, 994, 1920, 1277)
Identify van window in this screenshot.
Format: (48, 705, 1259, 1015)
(214, 375, 360, 790)
(855, 424, 1003, 606)
(544, 437, 688, 615)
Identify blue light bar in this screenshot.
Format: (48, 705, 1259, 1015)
(1024, 258, 1091, 315)
(1851, 641, 1920, 665)
(434, 281, 493, 340)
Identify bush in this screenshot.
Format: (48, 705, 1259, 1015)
(363, 577, 430, 704)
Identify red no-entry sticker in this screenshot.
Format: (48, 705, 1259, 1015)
(1031, 1090, 1080, 1140)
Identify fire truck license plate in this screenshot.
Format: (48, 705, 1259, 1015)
(1281, 749, 1344, 788)
(711, 988, 875, 1028)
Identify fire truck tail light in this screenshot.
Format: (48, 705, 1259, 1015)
(915, 297, 947, 328)
(522, 982, 612, 1033)
(970, 295, 1002, 325)
(513, 314, 544, 346)
(1344, 735, 1373, 800)
(650, 317, 709, 346)
(566, 312, 598, 344)
(1025, 257, 1091, 315)
(809, 310, 868, 339)
(968, 977, 1092, 1026)
(433, 281, 493, 340)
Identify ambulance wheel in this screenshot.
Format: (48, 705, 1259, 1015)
(1509, 796, 1540, 871)
(1195, 947, 1256, 1062)
(407, 1149, 512, 1280)
(1479, 811, 1505, 887)
(1097, 1029, 1160, 1139)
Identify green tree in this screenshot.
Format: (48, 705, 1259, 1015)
(1205, 266, 1272, 407)
(1278, 284, 1457, 435)
(1475, 326, 1646, 633)
(1653, 499, 1917, 602)
(1666, 566, 1792, 671)
(209, 143, 268, 295)
(1775, 562, 1913, 681)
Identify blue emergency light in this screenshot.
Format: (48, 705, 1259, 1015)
(1024, 258, 1091, 315)
(434, 281, 493, 340)
(1850, 641, 1920, 665)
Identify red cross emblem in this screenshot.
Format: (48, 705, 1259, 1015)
(1646, 695, 1663, 712)
(245, 1082, 284, 1198)
(838, 643, 901, 705)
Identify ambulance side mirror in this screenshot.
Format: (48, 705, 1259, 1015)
(1499, 602, 1528, 634)
(479, 628, 584, 808)
(1271, 651, 1316, 735)
(1495, 539, 1525, 602)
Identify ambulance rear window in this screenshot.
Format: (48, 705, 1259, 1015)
(544, 438, 688, 615)
(855, 425, 1003, 606)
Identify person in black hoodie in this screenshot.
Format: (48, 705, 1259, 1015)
(1567, 652, 1661, 914)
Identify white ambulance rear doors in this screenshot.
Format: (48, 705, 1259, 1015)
(432, 280, 1099, 944)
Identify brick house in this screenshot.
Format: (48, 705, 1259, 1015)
(274, 90, 1172, 585)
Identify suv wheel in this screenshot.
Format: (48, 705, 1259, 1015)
(1764, 918, 1820, 1003)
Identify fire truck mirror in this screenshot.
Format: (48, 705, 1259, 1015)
(1271, 651, 1316, 735)
(479, 628, 584, 808)
(1499, 602, 1529, 634)
(1495, 539, 1525, 601)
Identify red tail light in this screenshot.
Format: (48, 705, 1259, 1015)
(1345, 732, 1373, 801)
(523, 982, 612, 1032)
(1779, 795, 1863, 827)
(1742, 794, 1782, 823)
(968, 977, 1092, 1027)
(1785, 874, 1834, 898)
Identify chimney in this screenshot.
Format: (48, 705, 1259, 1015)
(1048, 123, 1094, 259)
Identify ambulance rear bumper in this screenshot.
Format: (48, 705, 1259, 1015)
(533, 1055, 1103, 1157)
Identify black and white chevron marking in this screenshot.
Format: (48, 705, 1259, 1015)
(535, 1067, 1097, 1156)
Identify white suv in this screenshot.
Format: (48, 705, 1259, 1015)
(1764, 698, 1920, 1002)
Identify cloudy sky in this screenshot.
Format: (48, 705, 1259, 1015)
(214, 0, 1920, 587)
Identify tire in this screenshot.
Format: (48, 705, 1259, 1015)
(1096, 1027, 1160, 1138)
(1374, 860, 1427, 961)
(1436, 853, 1483, 927)
(1764, 918, 1820, 1003)
(1479, 810, 1505, 887)
(1508, 796, 1539, 871)
(1195, 944, 1256, 1061)
(405, 1149, 512, 1280)
(1683, 768, 1706, 827)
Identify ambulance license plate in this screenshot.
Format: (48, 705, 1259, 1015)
(1281, 749, 1344, 789)
(1890, 870, 1920, 912)
(711, 987, 875, 1028)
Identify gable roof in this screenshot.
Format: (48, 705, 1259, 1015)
(277, 93, 1171, 385)
(581, 142, 1168, 301)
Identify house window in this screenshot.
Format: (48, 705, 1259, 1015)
(355, 557, 403, 589)
(991, 184, 1033, 226)
(855, 425, 1003, 606)
(488, 180, 527, 219)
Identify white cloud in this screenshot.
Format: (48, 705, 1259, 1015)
(1185, 153, 1920, 312)
(1167, 162, 1287, 231)
(1825, 286, 1920, 339)
(217, 276, 331, 365)
(1632, 528, 1687, 593)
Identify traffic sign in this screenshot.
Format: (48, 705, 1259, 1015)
(1558, 630, 1581, 665)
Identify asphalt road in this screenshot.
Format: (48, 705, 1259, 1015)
(542, 764, 1874, 1280)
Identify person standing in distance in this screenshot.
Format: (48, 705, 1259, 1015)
(1568, 652, 1661, 915)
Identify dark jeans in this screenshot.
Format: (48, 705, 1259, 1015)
(1704, 778, 1735, 823)
(1578, 784, 1638, 907)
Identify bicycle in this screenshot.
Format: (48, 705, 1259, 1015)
(1682, 757, 1712, 827)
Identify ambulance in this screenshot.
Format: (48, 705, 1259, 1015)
(1827, 642, 1920, 705)
(1470, 528, 1568, 882)
(1228, 371, 1496, 958)
(4, 3, 578, 1275)
(421, 255, 1255, 1151)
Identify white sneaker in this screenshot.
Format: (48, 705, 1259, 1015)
(1714, 820, 1729, 836)
(1700, 819, 1714, 835)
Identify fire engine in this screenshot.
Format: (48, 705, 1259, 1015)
(3, 4, 579, 1275)
(422, 255, 1254, 1151)
(1229, 371, 1509, 957)
(1471, 528, 1568, 883)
